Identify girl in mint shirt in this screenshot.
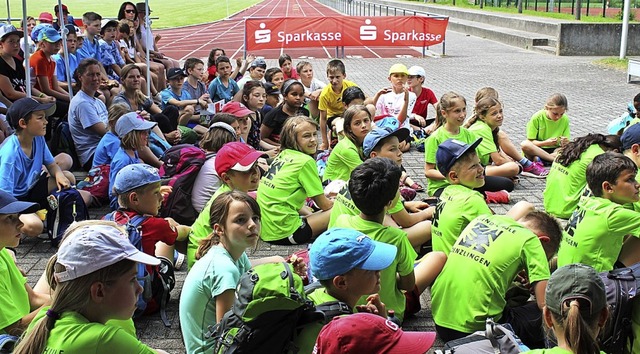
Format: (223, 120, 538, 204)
(527, 264, 608, 354)
(14, 221, 166, 354)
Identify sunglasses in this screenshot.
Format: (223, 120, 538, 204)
(125, 9, 136, 13)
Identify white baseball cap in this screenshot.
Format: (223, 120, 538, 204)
(408, 65, 426, 78)
(54, 223, 160, 283)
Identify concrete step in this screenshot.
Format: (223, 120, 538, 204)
(448, 17, 556, 51)
(531, 44, 558, 54)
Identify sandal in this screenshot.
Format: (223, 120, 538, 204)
(409, 182, 424, 192)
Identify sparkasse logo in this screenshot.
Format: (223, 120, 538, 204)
(255, 23, 271, 43)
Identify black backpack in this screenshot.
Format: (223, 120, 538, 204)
(103, 211, 175, 327)
(46, 187, 89, 247)
(207, 262, 351, 354)
(598, 262, 640, 353)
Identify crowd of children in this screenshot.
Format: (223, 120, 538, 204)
(1, 6, 639, 352)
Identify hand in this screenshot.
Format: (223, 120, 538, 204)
(377, 87, 392, 95)
(165, 130, 181, 145)
(319, 142, 328, 151)
(559, 136, 569, 147)
(235, 57, 243, 67)
(356, 294, 386, 317)
(137, 110, 151, 120)
(55, 172, 71, 191)
(36, 95, 56, 104)
(404, 200, 429, 213)
(164, 217, 179, 229)
(287, 254, 308, 279)
(424, 121, 437, 135)
(515, 270, 531, 290)
(265, 147, 279, 158)
(200, 93, 210, 102)
(545, 137, 558, 146)
(160, 185, 172, 198)
(309, 91, 321, 101)
(257, 157, 269, 173)
(155, 52, 165, 59)
(246, 53, 256, 63)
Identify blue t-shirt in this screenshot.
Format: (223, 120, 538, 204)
(0, 135, 54, 198)
(76, 36, 101, 62)
(52, 53, 78, 83)
(108, 148, 140, 210)
(69, 90, 109, 166)
(92, 132, 120, 167)
(207, 77, 239, 103)
(160, 88, 192, 110)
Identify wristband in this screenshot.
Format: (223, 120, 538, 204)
(39, 93, 45, 98)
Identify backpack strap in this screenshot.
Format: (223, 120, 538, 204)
(315, 301, 352, 323)
(485, 318, 502, 354)
(156, 256, 174, 328)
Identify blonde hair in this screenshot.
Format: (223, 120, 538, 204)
(474, 87, 499, 103)
(120, 129, 147, 150)
(196, 191, 261, 259)
(108, 104, 131, 133)
(279, 116, 319, 152)
(13, 221, 135, 354)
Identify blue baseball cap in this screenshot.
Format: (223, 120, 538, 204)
(38, 26, 62, 43)
(0, 190, 39, 215)
(363, 126, 410, 158)
(115, 112, 157, 138)
(310, 228, 397, 281)
(621, 122, 640, 151)
(113, 163, 160, 194)
(436, 138, 483, 175)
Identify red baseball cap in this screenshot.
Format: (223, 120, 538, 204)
(38, 12, 54, 23)
(221, 101, 253, 118)
(313, 313, 436, 354)
(215, 142, 267, 176)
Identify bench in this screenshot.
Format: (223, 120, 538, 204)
(629, 58, 640, 83)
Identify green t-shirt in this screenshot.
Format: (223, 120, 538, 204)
(558, 196, 640, 272)
(631, 172, 640, 213)
(294, 288, 346, 354)
(334, 214, 416, 322)
(424, 126, 477, 196)
(30, 306, 136, 337)
(328, 181, 403, 229)
(257, 149, 325, 242)
(543, 144, 604, 219)
(0, 248, 29, 334)
(180, 246, 251, 354)
(431, 215, 550, 333)
(323, 138, 363, 182)
(468, 121, 497, 166)
(526, 109, 571, 146)
(431, 184, 492, 255)
(35, 311, 156, 354)
(187, 184, 231, 269)
(527, 348, 605, 354)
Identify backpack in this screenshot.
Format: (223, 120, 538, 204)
(598, 262, 640, 354)
(207, 262, 351, 354)
(158, 144, 206, 226)
(436, 318, 529, 354)
(103, 211, 175, 327)
(0, 334, 18, 354)
(77, 164, 110, 201)
(49, 121, 81, 170)
(46, 187, 89, 247)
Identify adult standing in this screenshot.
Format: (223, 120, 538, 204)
(68, 59, 109, 170)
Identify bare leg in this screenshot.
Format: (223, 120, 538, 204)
(498, 130, 526, 162)
(521, 140, 556, 163)
(399, 141, 411, 152)
(155, 241, 176, 263)
(19, 213, 44, 237)
(485, 162, 520, 178)
(306, 210, 332, 238)
(178, 105, 195, 126)
(54, 153, 73, 171)
(414, 251, 447, 294)
(149, 61, 166, 90)
(403, 219, 432, 249)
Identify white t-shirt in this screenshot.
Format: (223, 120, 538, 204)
(375, 91, 417, 130)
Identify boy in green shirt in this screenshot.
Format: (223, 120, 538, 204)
(557, 152, 640, 272)
(329, 123, 434, 249)
(432, 138, 534, 255)
(431, 211, 562, 349)
(294, 227, 396, 353)
(334, 157, 446, 323)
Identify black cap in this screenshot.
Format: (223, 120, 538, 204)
(166, 68, 186, 80)
(265, 82, 281, 95)
(7, 97, 55, 129)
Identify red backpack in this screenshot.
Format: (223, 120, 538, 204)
(159, 144, 206, 225)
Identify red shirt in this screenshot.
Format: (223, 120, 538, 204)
(412, 87, 437, 119)
(207, 66, 217, 84)
(109, 210, 179, 268)
(283, 67, 299, 80)
(30, 49, 55, 91)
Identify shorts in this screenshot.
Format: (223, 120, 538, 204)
(542, 147, 558, 155)
(268, 218, 314, 245)
(17, 172, 49, 210)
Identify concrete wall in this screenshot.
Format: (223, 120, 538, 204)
(558, 23, 640, 55)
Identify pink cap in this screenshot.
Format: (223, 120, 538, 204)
(215, 142, 266, 176)
(38, 12, 54, 23)
(313, 313, 436, 353)
(221, 101, 253, 118)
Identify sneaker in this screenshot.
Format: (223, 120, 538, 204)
(173, 251, 185, 270)
(400, 187, 416, 202)
(485, 190, 510, 204)
(522, 162, 549, 178)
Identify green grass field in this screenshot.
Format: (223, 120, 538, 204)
(3, 0, 262, 29)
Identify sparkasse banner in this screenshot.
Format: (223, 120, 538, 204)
(245, 16, 449, 51)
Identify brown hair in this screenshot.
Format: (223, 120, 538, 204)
(547, 299, 603, 354)
(196, 191, 261, 259)
(545, 93, 569, 111)
(342, 105, 371, 153)
(474, 87, 499, 103)
(119, 64, 148, 105)
(465, 97, 501, 129)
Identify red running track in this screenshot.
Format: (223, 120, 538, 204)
(155, 0, 427, 60)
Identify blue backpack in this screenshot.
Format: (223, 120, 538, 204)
(46, 188, 89, 247)
(103, 211, 175, 327)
